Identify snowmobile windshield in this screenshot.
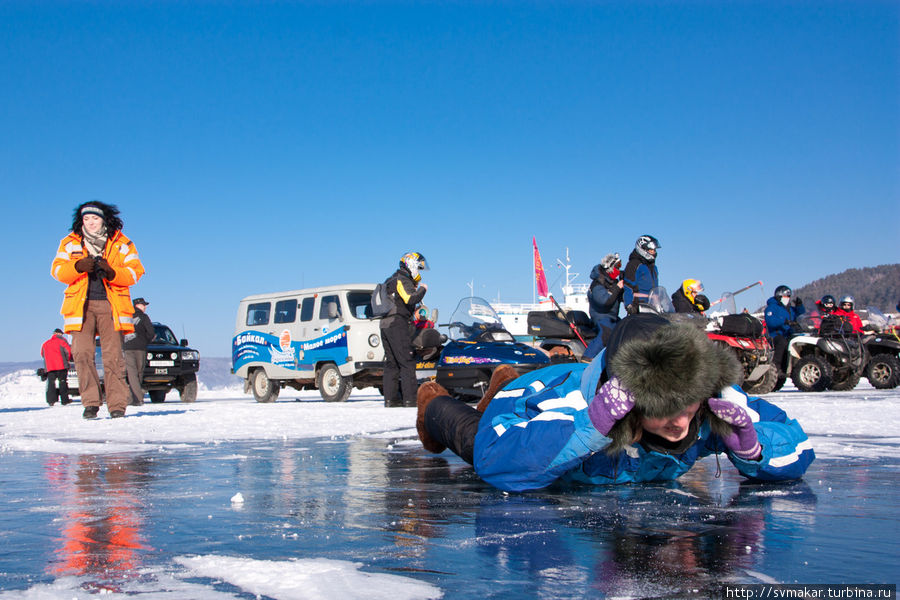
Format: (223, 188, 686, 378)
(642, 287, 676, 314)
(447, 297, 514, 342)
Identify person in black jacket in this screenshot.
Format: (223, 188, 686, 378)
(672, 279, 708, 314)
(583, 253, 624, 360)
(123, 297, 155, 406)
(380, 252, 428, 407)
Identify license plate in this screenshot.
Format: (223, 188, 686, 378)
(149, 360, 174, 367)
(154, 368, 168, 374)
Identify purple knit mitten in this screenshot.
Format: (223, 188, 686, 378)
(588, 377, 635, 436)
(707, 397, 762, 460)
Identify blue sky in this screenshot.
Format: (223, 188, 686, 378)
(2, 1, 897, 362)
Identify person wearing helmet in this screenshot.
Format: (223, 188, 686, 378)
(623, 235, 660, 311)
(764, 285, 805, 375)
(833, 295, 864, 333)
(413, 305, 434, 330)
(672, 279, 707, 314)
(583, 252, 625, 360)
(808, 295, 836, 330)
(380, 252, 429, 407)
(414, 313, 815, 492)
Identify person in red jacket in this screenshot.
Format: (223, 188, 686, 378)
(832, 296, 864, 333)
(41, 329, 73, 406)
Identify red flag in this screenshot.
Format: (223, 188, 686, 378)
(533, 237, 550, 300)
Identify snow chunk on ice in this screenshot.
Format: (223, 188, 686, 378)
(174, 554, 443, 600)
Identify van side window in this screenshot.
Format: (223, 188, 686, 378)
(319, 295, 342, 320)
(347, 291, 374, 319)
(300, 297, 315, 322)
(274, 299, 297, 324)
(247, 302, 271, 326)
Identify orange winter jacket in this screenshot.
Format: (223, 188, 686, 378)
(51, 230, 145, 333)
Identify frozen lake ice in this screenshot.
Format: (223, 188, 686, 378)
(0, 371, 897, 599)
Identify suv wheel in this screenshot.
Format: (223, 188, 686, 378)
(179, 375, 198, 403)
(252, 369, 279, 403)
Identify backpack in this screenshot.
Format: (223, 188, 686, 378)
(370, 280, 393, 317)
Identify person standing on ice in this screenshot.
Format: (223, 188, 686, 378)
(415, 314, 814, 492)
(764, 285, 805, 377)
(583, 252, 624, 360)
(51, 201, 145, 420)
(622, 235, 660, 312)
(40, 328, 73, 406)
(124, 297, 155, 406)
(380, 252, 428, 408)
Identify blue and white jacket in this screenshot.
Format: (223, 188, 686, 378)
(473, 359, 815, 492)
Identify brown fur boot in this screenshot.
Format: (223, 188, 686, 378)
(476, 364, 519, 413)
(416, 381, 449, 453)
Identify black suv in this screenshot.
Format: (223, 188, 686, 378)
(140, 323, 200, 402)
(82, 322, 200, 403)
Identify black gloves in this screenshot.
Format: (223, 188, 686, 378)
(74, 257, 96, 273)
(95, 258, 116, 280)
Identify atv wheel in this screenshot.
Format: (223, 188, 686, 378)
(149, 390, 167, 403)
(251, 369, 279, 403)
(742, 366, 778, 395)
(317, 363, 350, 402)
(772, 370, 787, 392)
(828, 370, 861, 391)
(791, 356, 832, 392)
(179, 376, 198, 403)
(866, 353, 900, 389)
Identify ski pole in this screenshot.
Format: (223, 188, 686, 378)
(549, 294, 589, 348)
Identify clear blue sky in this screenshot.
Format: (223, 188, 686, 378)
(2, 1, 897, 362)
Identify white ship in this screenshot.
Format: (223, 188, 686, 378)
(492, 249, 590, 337)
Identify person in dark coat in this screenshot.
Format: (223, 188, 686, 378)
(672, 279, 708, 314)
(41, 328, 73, 406)
(124, 297, 155, 406)
(622, 235, 660, 310)
(583, 252, 624, 360)
(764, 285, 805, 374)
(380, 252, 428, 407)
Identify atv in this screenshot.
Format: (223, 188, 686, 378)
(859, 306, 900, 389)
(706, 292, 777, 395)
(429, 296, 551, 399)
(778, 313, 868, 392)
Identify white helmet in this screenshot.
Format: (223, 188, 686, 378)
(400, 252, 428, 282)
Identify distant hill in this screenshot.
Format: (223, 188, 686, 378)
(793, 264, 900, 311)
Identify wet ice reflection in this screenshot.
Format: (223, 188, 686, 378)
(0, 436, 895, 599)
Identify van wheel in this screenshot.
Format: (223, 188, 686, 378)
(252, 369, 279, 403)
(317, 364, 349, 402)
(149, 390, 167, 403)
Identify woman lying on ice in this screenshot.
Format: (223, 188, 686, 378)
(415, 313, 815, 493)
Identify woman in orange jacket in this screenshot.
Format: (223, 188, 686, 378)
(51, 201, 145, 419)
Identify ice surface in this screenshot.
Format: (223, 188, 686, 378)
(1, 368, 898, 599)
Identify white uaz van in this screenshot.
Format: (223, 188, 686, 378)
(232, 284, 384, 402)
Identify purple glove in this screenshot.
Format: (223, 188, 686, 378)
(707, 397, 761, 460)
(588, 377, 635, 436)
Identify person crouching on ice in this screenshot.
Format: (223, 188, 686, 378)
(415, 314, 815, 493)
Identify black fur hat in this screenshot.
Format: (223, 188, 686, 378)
(71, 201, 123, 235)
(602, 314, 741, 452)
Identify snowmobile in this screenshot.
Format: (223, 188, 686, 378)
(705, 292, 777, 395)
(422, 296, 551, 399)
(859, 306, 900, 389)
(776, 313, 868, 392)
(525, 306, 596, 361)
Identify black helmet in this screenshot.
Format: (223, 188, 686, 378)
(774, 285, 792, 300)
(820, 295, 836, 312)
(635, 235, 660, 261)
